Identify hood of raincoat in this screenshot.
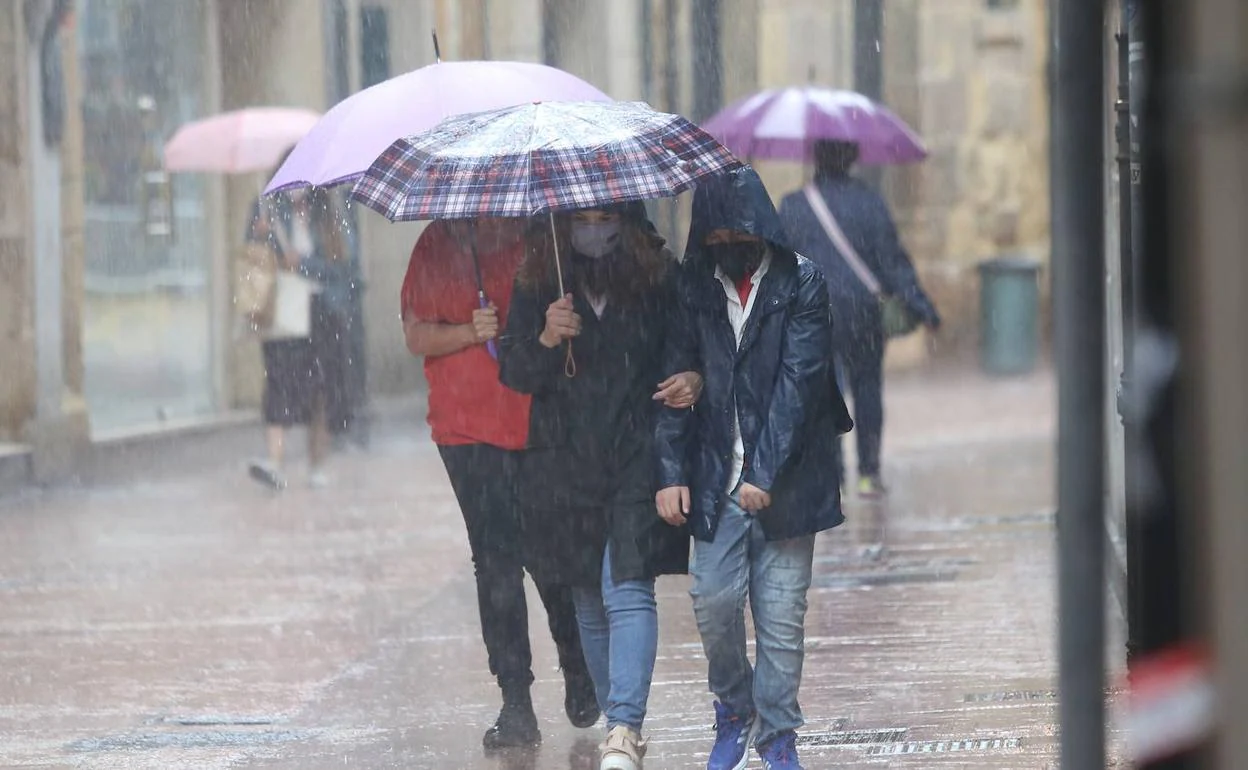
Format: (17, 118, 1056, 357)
(687, 166, 792, 259)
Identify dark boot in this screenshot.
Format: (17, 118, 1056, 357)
(483, 686, 541, 751)
(563, 665, 601, 729)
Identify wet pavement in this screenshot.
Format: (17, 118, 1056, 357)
(1, 368, 1081, 769)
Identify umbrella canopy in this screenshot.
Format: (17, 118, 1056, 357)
(163, 107, 320, 174)
(351, 100, 743, 222)
(702, 87, 927, 166)
(265, 60, 611, 194)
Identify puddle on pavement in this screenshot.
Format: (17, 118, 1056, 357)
(812, 566, 961, 589)
(865, 736, 1023, 755)
(147, 713, 281, 727)
(963, 689, 1057, 704)
(65, 728, 313, 753)
(797, 727, 909, 747)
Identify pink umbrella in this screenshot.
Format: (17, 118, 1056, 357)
(163, 107, 321, 174)
(702, 87, 927, 166)
(264, 60, 611, 195)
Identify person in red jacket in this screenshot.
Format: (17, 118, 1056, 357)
(401, 218, 598, 750)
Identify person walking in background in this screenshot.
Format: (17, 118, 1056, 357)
(245, 179, 354, 491)
(655, 168, 852, 770)
(778, 140, 940, 498)
(402, 218, 598, 751)
(500, 204, 702, 770)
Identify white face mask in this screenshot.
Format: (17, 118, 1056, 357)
(570, 221, 621, 259)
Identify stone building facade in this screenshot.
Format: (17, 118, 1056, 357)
(0, 2, 35, 443)
(1, 0, 91, 477)
(0, 0, 1051, 470)
(881, 0, 1051, 354)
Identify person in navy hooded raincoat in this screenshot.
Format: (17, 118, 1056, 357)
(654, 167, 852, 770)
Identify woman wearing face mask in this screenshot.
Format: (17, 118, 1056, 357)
(499, 204, 701, 770)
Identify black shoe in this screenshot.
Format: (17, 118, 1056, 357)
(482, 700, 541, 751)
(563, 667, 601, 729)
(247, 460, 286, 491)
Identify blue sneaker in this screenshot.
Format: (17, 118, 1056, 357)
(758, 731, 803, 769)
(707, 701, 758, 770)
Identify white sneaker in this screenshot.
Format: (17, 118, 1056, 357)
(600, 725, 646, 770)
(307, 470, 330, 489)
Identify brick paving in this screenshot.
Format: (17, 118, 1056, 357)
(0, 368, 1088, 769)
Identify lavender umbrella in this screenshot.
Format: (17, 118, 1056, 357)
(264, 60, 611, 194)
(702, 86, 927, 166)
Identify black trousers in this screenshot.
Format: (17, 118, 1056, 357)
(833, 316, 886, 480)
(438, 443, 587, 693)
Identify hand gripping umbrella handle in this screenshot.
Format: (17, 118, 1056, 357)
(549, 212, 576, 378)
(478, 291, 498, 360)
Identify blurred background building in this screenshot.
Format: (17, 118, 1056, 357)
(0, 0, 1051, 475)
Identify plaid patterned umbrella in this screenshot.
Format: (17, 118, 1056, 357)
(351, 101, 743, 221)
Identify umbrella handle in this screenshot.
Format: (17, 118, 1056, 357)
(549, 212, 576, 378)
(478, 291, 498, 360)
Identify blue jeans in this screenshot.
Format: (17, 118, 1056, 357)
(691, 496, 816, 746)
(572, 545, 658, 732)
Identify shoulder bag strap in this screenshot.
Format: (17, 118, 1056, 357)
(803, 183, 882, 297)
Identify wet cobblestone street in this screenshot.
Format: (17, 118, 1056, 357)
(1, 370, 1089, 769)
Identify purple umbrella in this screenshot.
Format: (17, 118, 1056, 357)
(264, 60, 611, 194)
(702, 86, 927, 166)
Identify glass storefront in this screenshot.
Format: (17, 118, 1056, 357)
(78, 0, 214, 433)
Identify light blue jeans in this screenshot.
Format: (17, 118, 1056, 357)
(690, 496, 816, 746)
(572, 545, 659, 732)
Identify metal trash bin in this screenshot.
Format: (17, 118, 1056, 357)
(977, 255, 1042, 376)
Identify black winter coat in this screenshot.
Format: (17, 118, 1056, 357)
(500, 264, 692, 587)
(656, 167, 853, 543)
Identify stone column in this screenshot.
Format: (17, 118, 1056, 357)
(605, 0, 644, 101)
(24, 0, 90, 481)
(487, 0, 543, 62)
(460, 0, 488, 59)
(203, 0, 229, 412)
(60, 1, 87, 423)
(720, 0, 760, 103)
(0, 1, 36, 443)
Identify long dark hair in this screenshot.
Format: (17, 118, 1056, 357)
(517, 209, 672, 304)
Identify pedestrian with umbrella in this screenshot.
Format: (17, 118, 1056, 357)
(269, 52, 614, 749)
(400, 215, 600, 749)
(704, 87, 942, 499)
(354, 100, 742, 770)
(244, 155, 355, 491)
(162, 108, 358, 489)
